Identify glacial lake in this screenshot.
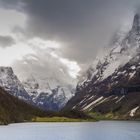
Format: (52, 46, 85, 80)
(0, 121, 140, 140)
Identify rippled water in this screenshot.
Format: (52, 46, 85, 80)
(0, 121, 140, 140)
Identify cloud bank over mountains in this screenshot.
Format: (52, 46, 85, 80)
(0, 0, 140, 85)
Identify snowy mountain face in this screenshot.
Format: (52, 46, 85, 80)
(0, 67, 32, 102)
(65, 14, 140, 119)
(78, 14, 140, 89)
(22, 77, 74, 111)
(0, 67, 74, 111)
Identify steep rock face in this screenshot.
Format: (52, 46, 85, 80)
(132, 14, 140, 34)
(0, 67, 32, 102)
(65, 14, 140, 119)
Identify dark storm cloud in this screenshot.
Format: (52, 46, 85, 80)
(1, 0, 140, 65)
(0, 35, 15, 47)
(23, 0, 140, 64)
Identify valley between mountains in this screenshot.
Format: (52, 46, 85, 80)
(0, 14, 140, 124)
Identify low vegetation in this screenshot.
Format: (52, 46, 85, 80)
(88, 112, 120, 120)
(32, 109, 96, 122)
(32, 116, 91, 122)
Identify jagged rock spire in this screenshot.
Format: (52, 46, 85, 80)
(132, 14, 140, 34)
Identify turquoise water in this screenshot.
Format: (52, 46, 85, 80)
(0, 121, 139, 140)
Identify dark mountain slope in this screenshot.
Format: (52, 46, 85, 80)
(0, 87, 49, 125)
(64, 14, 140, 120)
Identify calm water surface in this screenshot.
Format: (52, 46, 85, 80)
(0, 121, 140, 140)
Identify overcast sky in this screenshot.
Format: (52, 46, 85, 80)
(0, 0, 140, 86)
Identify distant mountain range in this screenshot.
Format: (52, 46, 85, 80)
(0, 66, 74, 111)
(23, 77, 74, 111)
(65, 14, 140, 120)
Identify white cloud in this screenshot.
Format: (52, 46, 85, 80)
(27, 38, 81, 80)
(28, 37, 60, 49)
(59, 58, 81, 79)
(0, 7, 81, 87)
(5, 37, 80, 87)
(0, 41, 35, 66)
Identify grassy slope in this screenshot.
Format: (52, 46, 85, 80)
(32, 110, 96, 122)
(0, 87, 53, 124)
(32, 117, 92, 122)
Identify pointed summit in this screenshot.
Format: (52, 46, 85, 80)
(132, 14, 140, 34)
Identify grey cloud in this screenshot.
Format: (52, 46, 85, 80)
(22, 0, 140, 64)
(0, 36, 15, 47)
(0, 0, 24, 11)
(1, 0, 140, 65)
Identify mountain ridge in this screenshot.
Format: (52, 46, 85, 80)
(64, 14, 140, 119)
(0, 66, 74, 111)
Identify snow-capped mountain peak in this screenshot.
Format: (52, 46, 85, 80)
(0, 66, 31, 102)
(78, 14, 140, 89)
(132, 14, 140, 34)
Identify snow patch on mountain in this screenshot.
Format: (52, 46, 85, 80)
(130, 106, 139, 117)
(83, 96, 103, 110)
